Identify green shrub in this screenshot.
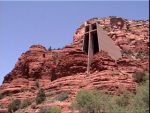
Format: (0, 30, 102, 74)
(39, 106, 61, 113)
(49, 106, 61, 113)
(129, 80, 149, 113)
(72, 90, 109, 113)
(122, 50, 133, 56)
(115, 91, 131, 107)
(136, 51, 149, 59)
(138, 80, 149, 107)
(48, 46, 52, 51)
(56, 92, 69, 101)
(71, 90, 94, 113)
(107, 91, 133, 113)
(0, 104, 4, 109)
(0, 93, 4, 100)
(21, 99, 32, 109)
(39, 108, 50, 113)
(72, 80, 149, 113)
(108, 81, 149, 113)
(132, 71, 149, 83)
(8, 99, 21, 113)
(36, 88, 46, 104)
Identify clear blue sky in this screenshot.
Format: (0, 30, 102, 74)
(0, 1, 149, 84)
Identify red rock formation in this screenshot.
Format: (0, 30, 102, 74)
(0, 17, 149, 113)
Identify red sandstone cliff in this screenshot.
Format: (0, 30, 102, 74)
(0, 17, 149, 113)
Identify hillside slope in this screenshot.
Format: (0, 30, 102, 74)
(0, 17, 149, 113)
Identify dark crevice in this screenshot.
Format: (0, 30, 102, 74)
(91, 31, 99, 54)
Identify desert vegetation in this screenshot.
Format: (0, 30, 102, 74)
(56, 92, 69, 101)
(39, 106, 61, 113)
(20, 99, 32, 109)
(7, 99, 33, 113)
(72, 79, 149, 113)
(132, 71, 149, 83)
(36, 88, 46, 104)
(0, 93, 4, 100)
(8, 99, 21, 113)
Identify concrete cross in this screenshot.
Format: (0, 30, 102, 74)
(83, 22, 122, 74)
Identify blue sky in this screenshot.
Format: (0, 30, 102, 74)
(0, 1, 149, 84)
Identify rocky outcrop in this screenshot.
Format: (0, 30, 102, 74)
(3, 45, 51, 83)
(0, 17, 149, 112)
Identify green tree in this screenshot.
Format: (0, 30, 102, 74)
(49, 106, 61, 113)
(56, 92, 69, 101)
(129, 80, 149, 113)
(21, 99, 32, 109)
(48, 46, 52, 51)
(132, 71, 149, 83)
(72, 90, 109, 113)
(36, 88, 46, 104)
(0, 93, 4, 100)
(39, 106, 61, 113)
(8, 99, 21, 113)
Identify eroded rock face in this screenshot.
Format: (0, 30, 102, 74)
(3, 45, 52, 83)
(0, 17, 149, 112)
